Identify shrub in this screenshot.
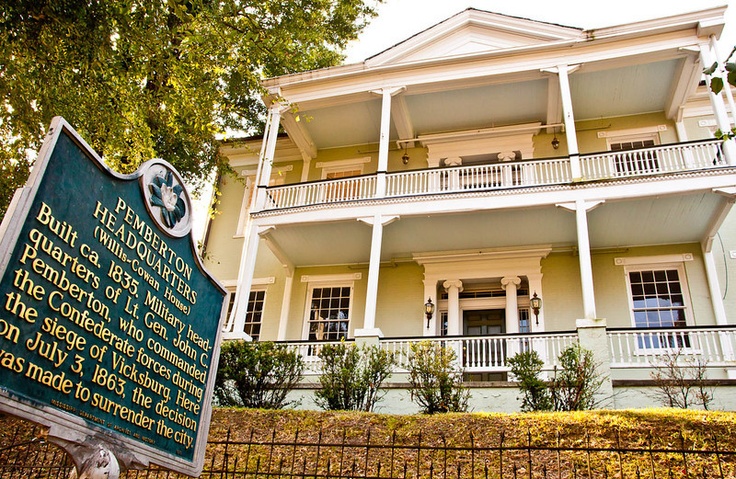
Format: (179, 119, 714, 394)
(407, 341, 469, 414)
(550, 343, 603, 411)
(214, 340, 304, 409)
(507, 350, 552, 412)
(315, 341, 396, 412)
(650, 348, 714, 410)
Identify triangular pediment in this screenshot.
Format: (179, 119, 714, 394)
(366, 8, 583, 67)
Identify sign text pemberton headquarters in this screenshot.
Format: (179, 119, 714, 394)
(0, 117, 227, 476)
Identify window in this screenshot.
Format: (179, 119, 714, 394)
(223, 287, 266, 340)
(307, 286, 351, 341)
(627, 268, 690, 349)
(244, 290, 266, 341)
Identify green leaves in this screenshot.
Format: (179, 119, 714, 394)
(214, 340, 305, 409)
(0, 0, 382, 216)
(704, 47, 736, 95)
(315, 341, 396, 412)
(407, 341, 469, 414)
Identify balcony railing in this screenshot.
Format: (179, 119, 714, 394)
(281, 332, 579, 375)
(262, 139, 727, 211)
(607, 327, 736, 368)
(279, 326, 736, 377)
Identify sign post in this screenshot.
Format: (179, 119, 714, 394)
(0, 117, 227, 476)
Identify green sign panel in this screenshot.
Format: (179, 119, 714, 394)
(0, 118, 226, 474)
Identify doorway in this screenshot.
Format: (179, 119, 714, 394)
(463, 309, 507, 382)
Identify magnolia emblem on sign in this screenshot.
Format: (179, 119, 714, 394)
(149, 170, 186, 228)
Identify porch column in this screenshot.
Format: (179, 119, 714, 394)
(373, 87, 405, 198)
(443, 280, 463, 336)
(501, 276, 521, 334)
(555, 64, 582, 180)
(700, 41, 736, 165)
(703, 249, 729, 326)
(357, 214, 398, 337)
(225, 106, 283, 339)
(254, 105, 283, 210)
(711, 35, 736, 127)
(557, 200, 603, 320)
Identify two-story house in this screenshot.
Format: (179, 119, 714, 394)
(203, 6, 736, 411)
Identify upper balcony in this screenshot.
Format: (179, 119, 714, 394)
(259, 139, 729, 214)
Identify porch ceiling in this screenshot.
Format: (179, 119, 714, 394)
(294, 58, 686, 151)
(260, 190, 723, 267)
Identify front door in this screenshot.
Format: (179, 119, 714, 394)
(463, 310, 507, 382)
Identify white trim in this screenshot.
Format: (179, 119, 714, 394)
(253, 277, 276, 285)
(240, 165, 293, 177)
(302, 281, 356, 340)
(614, 254, 694, 266)
(315, 157, 371, 169)
(301, 273, 362, 283)
(597, 125, 667, 139)
(621, 261, 694, 329)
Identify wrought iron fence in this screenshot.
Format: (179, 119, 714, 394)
(3, 419, 736, 479)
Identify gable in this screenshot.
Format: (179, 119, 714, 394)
(367, 8, 583, 67)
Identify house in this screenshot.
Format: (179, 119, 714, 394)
(202, 6, 736, 412)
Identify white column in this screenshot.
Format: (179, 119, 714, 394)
(276, 274, 293, 341)
(557, 65, 582, 179)
(373, 87, 404, 197)
(575, 200, 597, 320)
(363, 215, 383, 333)
(226, 224, 260, 339)
(226, 105, 282, 338)
(702, 249, 729, 326)
(501, 276, 521, 334)
(254, 105, 282, 210)
(700, 42, 736, 165)
(443, 280, 463, 335)
(557, 200, 602, 321)
(711, 35, 736, 127)
(357, 215, 397, 337)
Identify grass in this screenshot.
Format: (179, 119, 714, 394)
(3, 408, 736, 478)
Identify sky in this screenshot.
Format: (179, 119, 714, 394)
(344, 0, 736, 63)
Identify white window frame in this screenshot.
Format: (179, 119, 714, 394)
(222, 277, 273, 338)
(316, 157, 371, 179)
(301, 275, 359, 341)
(619, 256, 696, 353)
(243, 288, 267, 341)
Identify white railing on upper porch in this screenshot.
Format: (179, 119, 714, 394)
(580, 140, 725, 181)
(260, 139, 727, 211)
(607, 327, 736, 369)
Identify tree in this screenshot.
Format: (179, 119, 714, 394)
(549, 344, 603, 411)
(214, 340, 304, 409)
(0, 0, 381, 215)
(315, 341, 396, 412)
(407, 341, 469, 414)
(506, 350, 552, 412)
(650, 348, 714, 410)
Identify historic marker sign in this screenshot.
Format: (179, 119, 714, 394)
(0, 117, 226, 475)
